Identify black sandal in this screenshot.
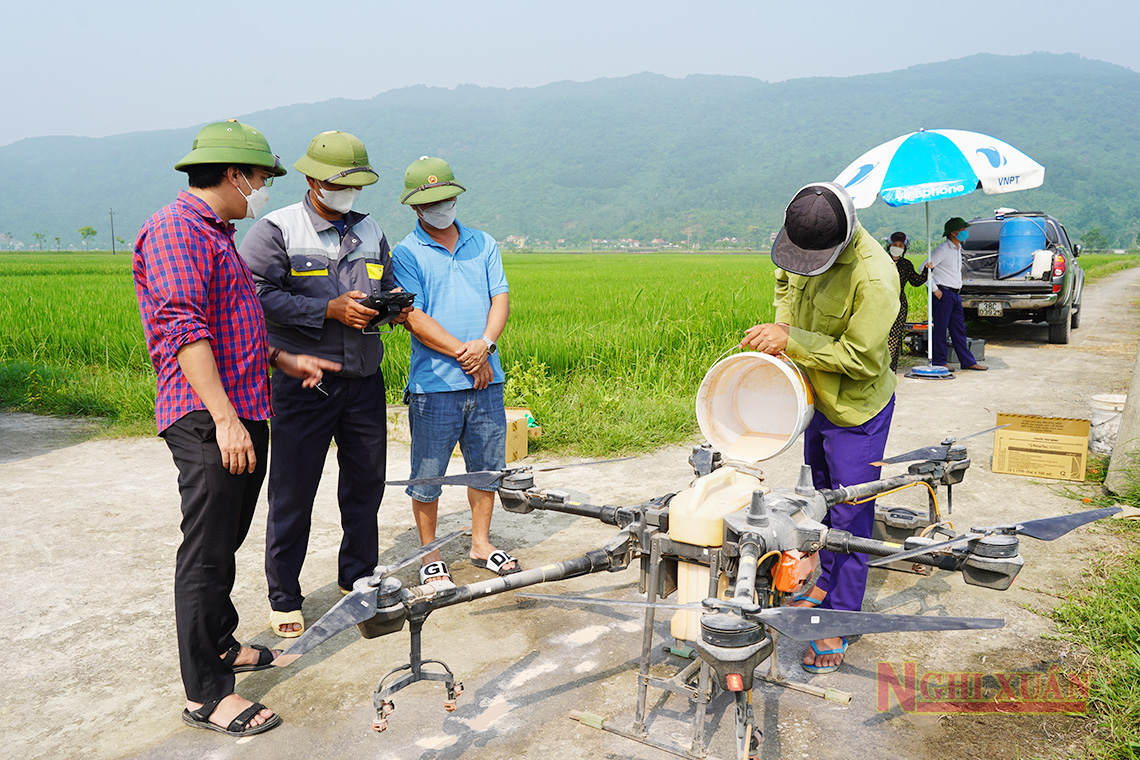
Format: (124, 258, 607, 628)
(182, 697, 282, 736)
(471, 550, 521, 576)
(221, 642, 279, 673)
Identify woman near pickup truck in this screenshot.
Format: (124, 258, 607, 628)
(886, 232, 928, 372)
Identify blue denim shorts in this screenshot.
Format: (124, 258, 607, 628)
(406, 383, 507, 502)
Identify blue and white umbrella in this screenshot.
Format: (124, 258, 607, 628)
(833, 129, 1045, 377)
(835, 128, 1045, 210)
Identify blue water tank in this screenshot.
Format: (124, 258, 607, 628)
(998, 217, 1047, 279)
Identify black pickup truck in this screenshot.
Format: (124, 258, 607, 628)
(959, 211, 1085, 344)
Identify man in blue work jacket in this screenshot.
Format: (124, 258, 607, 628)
(392, 156, 517, 586)
(240, 131, 409, 638)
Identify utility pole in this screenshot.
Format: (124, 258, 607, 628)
(109, 209, 116, 255)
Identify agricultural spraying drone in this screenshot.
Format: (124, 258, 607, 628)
(273, 436, 1117, 759)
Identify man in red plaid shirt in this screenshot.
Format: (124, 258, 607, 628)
(134, 120, 339, 737)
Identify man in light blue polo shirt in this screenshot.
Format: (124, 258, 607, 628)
(392, 156, 516, 585)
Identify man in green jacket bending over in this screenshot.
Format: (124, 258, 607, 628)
(741, 181, 898, 674)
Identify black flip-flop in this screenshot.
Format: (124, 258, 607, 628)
(182, 698, 282, 737)
(471, 550, 522, 576)
(222, 642, 279, 673)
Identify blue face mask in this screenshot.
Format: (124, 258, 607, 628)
(957, 228, 970, 242)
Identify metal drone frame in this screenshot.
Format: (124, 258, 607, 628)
(272, 440, 1118, 759)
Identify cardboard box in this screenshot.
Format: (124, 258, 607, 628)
(991, 413, 1089, 481)
(505, 408, 531, 463)
(448, 407, 536, 462)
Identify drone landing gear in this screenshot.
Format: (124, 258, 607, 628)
(371, 612, 463, 733)
(733, 691, 763, 760)
(752, 631, 853, 705)
(634, 535, 726, 757)
(570, 708, 728, 760)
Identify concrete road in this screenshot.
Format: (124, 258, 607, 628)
(2, 266, 1137, 760)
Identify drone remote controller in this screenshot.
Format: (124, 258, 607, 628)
(358, 291, 415, 329)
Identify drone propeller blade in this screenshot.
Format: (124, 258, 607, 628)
(872, 445, 949, 466)
(378, 527, 470, 577)
(952, 423, 1010, 444)
(273, 528, 470, 667)
(515, 592, 699, 613)
(533, 457, 635, 472)
(387, 457, 634, 489)
(754, 607, 1004, 641)
(867, 531, 983, 567)
(868, 506, 1121, 567)
(518, 594, 1004, 641)
(386, 470, 507, 489)
(1014, 506, 1121, 541)
(872, 424, 1010, 466)
(273, 586, 380, 667)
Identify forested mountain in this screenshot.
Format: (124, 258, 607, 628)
(2, 52, 1138, 251)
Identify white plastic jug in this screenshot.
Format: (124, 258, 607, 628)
(668, 465, 764, 641)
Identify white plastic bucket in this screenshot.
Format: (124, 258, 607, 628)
(696, 351, 814, 462)
(1089, 394, 1126, 455)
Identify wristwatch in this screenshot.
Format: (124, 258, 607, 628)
(480, 336, 498, 355)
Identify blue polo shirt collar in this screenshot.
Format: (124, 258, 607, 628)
(414, 219, 474, 253)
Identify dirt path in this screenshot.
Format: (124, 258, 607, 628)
(2, 266, 1137, 760)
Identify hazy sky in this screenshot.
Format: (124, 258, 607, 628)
(3, 0, 1136, 147)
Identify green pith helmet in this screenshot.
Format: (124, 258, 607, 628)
(175, 119, 286, 176)
(400, 156, 466, 205)
(943, 217, 970, 237)
(294, 130, 378, 187)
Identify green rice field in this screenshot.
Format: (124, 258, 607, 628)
(0, 251, 1133, 454)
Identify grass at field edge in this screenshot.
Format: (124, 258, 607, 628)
(1051, 458, 1140, 760)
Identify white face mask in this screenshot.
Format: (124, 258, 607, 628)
(315, 185, 360, 214)
(889, 245, 905, 258)
(418, 198, 457, 230)
(238, 173, 270, 219)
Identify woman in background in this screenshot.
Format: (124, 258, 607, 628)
(887, 232, 927, 372)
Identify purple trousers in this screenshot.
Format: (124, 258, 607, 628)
(931, 289, 977, 367)
(804, 395, 895, 613)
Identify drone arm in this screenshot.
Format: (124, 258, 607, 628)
(821, 470, 940, 508)
(404, 549, 621, 612)
(498, 485, 629, 523)
(530, 498, 624, 525)
(823, 529, 962, 572)
(731, 535, 763, 603)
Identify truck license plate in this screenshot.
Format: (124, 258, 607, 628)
(978, 302, 1003, 317)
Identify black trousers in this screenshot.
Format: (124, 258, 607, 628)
(265, 370, 385, 612)
(161, 411, 269, 703)
(888, 299, 909, 372)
